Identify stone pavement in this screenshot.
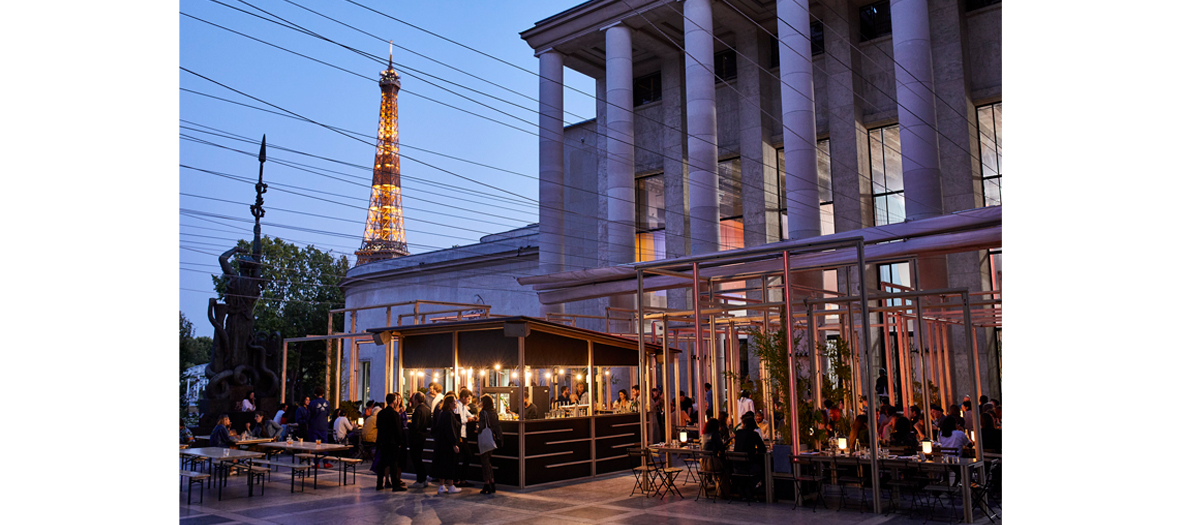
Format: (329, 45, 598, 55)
(180, 465, 1001, 524)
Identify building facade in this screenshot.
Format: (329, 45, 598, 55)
(341, 0, 1002, 402)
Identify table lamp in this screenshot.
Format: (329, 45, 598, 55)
(837, 437, 847, 454)
(358, 417, 364, 427)
(680, 430, 688, 443)
(922, 440, 933, 455)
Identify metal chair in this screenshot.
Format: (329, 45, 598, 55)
(694, 449, 721, 503)
(789, 457, 829, 512)
(644, 448, 683, 499)
(726, 451, 760, 505)
(626, 448, 658, 497)
(969, 459, 1000, 522)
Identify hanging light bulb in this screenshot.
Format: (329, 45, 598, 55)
(576, 373, 583, 381)
(511, 371, 518, 379)
(479, 370, 486, 376)
(494, 364, 501, 371)
(545, 372, 551, 379)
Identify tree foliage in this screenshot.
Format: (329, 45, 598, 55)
(211, 236, 350, 401)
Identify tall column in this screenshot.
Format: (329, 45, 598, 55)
(605, 24, 636, 267)
(684, 0, 720, 254)
(538, 50, 565, 315)
(891, 0, 942, 221)
(737, 28, 778, 248)
(777, 0, 821, 240)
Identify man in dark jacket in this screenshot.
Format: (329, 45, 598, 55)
(292, 396, 310, 439)
(408, 392, 432, 488)
(375, 392, 407, 491)
(307, 387, 332, 468)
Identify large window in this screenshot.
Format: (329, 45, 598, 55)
(634, 72, 662, 107)
(718, 158, 744, 250)
(811, 21, 825, 56)
(977, 102, 1002, 206)
(967, 0, 1001, 12)
(776, 141, 833, 240)
(715, 49, 738, 83)
(635, 173, 666, 262)
(869, 125, 905, 226)
(859, 1, 892, 42)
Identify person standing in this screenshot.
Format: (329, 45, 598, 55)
(292, 396, 311, 439)
(454, 389, 477, 487)
(703, 383, 714, 418)
(376, 393, 407, 491)
(432, 395, 462, 494)
(476, 394, 503, 494)
(737, 389, 755, 420)
(307, 387, 332, 469)
(408, 392, 431, 488)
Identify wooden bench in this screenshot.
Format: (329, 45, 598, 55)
(249, 459, 312, 493)
(335, 457, 362, 486)
(180, 470, 210, 505)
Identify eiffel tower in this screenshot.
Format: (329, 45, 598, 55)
(356, 45, 410, 264)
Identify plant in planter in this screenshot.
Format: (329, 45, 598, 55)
(749, 324, 828, 449)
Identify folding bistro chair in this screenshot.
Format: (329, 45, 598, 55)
(694, 449, 721, 503)
(627, 448, 658, 497)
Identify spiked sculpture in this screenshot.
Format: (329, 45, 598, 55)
(356, 45, 410, 264)
(203, 137, 282, 427)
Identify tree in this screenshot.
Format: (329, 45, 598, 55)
(211, 236, 350, 402)
(180, 311, 212, 420)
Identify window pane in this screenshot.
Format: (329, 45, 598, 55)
(718, 158, 743, 219)
(720, 218, 744, 251)
(635, 174, 665, 231)
(820, 203, 835, 236)
(983, 177, 1001, 207)
(994, 103, 1002, 175)
(817, 139, 833, 203)
(883, 125, 903, 192)
(635, 230, 666, 262)
(976, 102, 1002, 206)
(869, 128, 885, 187)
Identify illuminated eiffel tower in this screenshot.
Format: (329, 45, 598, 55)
(356, 45, 410, 264)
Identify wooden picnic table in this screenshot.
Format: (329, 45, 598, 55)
(256, 441, 349, 489)
(181, 447, 266, 500)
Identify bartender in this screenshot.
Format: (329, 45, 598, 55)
(510, 393, 544, 420)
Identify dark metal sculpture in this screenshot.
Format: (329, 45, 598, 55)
(204, 136, 281, 401)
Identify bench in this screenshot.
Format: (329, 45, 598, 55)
(180, 470, 210, 505)
(249, 459, 312, 493)
(335, 457, 362, 486)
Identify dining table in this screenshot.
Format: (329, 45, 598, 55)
(256, 441, 349, 489)
(181, 447, 266, 500)
(792, 451, 985, 522)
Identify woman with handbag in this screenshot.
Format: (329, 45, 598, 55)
(476, 394, 503, 494)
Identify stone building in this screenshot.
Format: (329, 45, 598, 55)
(341, 0, 1002, 403)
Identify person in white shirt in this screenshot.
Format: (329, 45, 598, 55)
(241, 391, 256, 412)
(737, 389, 755, 420)
(429, 383, 445, 412)
(333, 409, 356, 444)
(273, 404, 286, 425)
(453, 389, 478, 487)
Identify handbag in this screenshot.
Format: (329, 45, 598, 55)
(477, 412, 498, 455)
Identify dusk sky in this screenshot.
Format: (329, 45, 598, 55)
(180, 0, 596, 336)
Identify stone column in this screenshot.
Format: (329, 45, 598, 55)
(777, 0, 821, 240)
(891, 0, 942, 221)
(538, 50, 565, 315)
(737, 28, 778, 248)
(684, 0, 720, 254)
(661, 54, 691, 313)
(605, 24, 636, 267)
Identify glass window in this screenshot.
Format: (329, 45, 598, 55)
(811, 21, 824, 56)
(966, 0, 1001, 12)
(718, 158, 743, 220)
(634, 72, 662, 107)
(878, 261, 911, 308)
(977, 102, 1002, 206)
(869, 125, 905, 226)
(775, 141, 834, 239)
(715, 49, 737, 83)
(720, 218, 744, 251)
(859, 1, 892, 42)
(635, 173, 665, 262)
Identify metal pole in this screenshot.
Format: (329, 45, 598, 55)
(281, 341, 288, 403)
(884, 311, 896, 408)
(693, 263, 706, 436)
(911, 264, 933, 445)
(518, 334, 526, 489)
(857, 241, 882, 514)
(638, 271, 649, 449)
(664, 318, 674, 445)
(784, 252, 801, 456)
(964, 292, 983, 462)
(941, 321, 954, 410)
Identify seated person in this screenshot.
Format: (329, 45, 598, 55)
(701, 418, 730, 498)
(612, 389, 630, 412)
(180, 420, 195, 445)
(936, 416, 971, 454)
(209, 414, 237, 447)
(555, 386, 572, 407)
(754, 411, 771, 441)
(980, 412, 1002, 453)
(889, 411, 918, 450)
(333, 409, 356, 445)
(849, 414, 870, 450)
(361, 404, 381, 445)
(731, 414, 767, 497)
(249, 411, 282, 439)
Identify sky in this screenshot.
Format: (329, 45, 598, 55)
(179, 0, 597, 337)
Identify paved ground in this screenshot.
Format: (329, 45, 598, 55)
(180, 463, 1001, 524)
